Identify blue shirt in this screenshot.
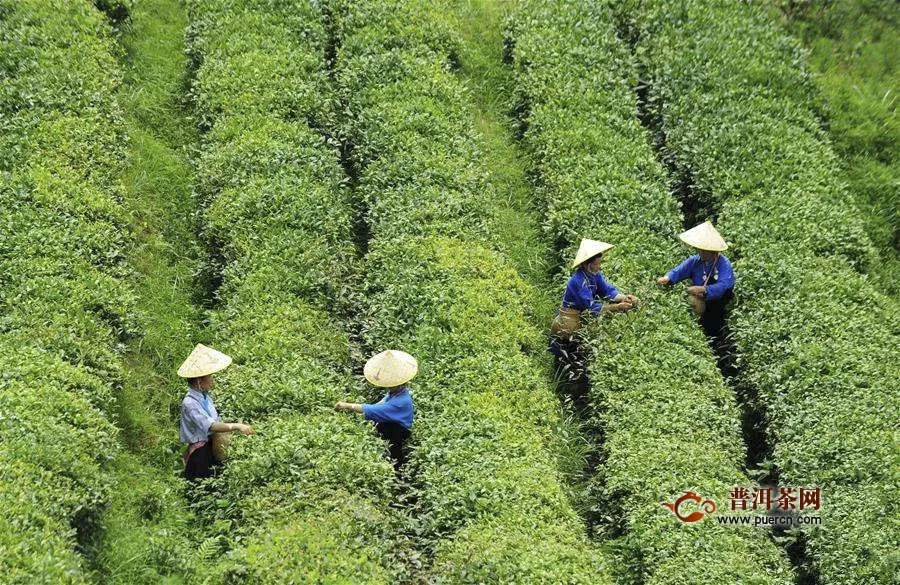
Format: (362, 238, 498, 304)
(562, 268, 620, 315)
(362, 386, 414, 430)
(180, 388, 220, 444)
(666, 254, 735, 301)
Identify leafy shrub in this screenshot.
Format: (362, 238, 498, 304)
(0, 460, 90, 585)
(333, 0, 614, 581)
(0, 0, 134, 578)
(508, 2, 794, 584)
(228, 509, 393, 584)
(617, 0, 900, 581)
(773, 0, 899, 290)
(185, 0, 398, 580)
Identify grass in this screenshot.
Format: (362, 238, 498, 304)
(115, 0, 201, 457)
(771, 0, 899, 292)
(452, 0, 557, 312)
(95, 0, 206, 581)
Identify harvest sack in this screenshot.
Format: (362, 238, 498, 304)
(550, 307, 582, 338)
(211, 431, 230, 462)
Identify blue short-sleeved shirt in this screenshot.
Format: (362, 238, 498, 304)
(180, 388, 220, 444)
(562, 268, 620, 315)
(666, 254, 735, 301)
(362, 386, 414, 430)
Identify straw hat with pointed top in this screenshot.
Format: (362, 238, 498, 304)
(678, 221, 728, 252)
(364, 350, 418, 388)
(177, 344, 232, 378)
(572, 238, 614, 268)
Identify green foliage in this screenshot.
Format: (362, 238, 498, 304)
(191, 417, 399, 583)
(186, 0, 333, 131)
(0, 460, 90, 584)
(617, 0, 876, 268)
(618, 1, 900, 582)
(334, 1, 613, 581)
(185, 0, 398, 580)
(0, 345, 120, 536)
(508, 2, 794, 584)
(225, 510, 393, 584)
(0, 0, 136, 578)
(94, 454, 197, 584)
(199, 415, 396, 529)
(91, 1, 206, 581)
(773, 0, 899, 289)
(429, 512, 608, 584)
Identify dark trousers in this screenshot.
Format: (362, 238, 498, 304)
(549, 335, 591, 412)
(701, 289, 734, 340)
(184, 441, 219, 482)
(375, 422, 410, 472)
(549, 335, 589, 383)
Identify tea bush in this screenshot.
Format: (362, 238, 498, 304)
(618, 0, 900, 581)
(185, 0, 398, 581)
(508, 2, 794, 584)
(0, 0, 134, 580)
(774, 0, 899, 291)
(333, 0, 613, 581)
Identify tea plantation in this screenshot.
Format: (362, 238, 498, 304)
(1, 0, 896, 584)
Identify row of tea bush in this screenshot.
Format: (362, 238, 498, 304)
(185, 0, 400, 581)
(0, 0, 135, 581)
(333, 0, 613, 581)
(618, 1, 899, 581)
(508, 2, 794, 584)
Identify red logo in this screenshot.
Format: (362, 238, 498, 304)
(662, 491, 717, 523)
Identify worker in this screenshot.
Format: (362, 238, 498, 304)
(335, 350, 416, 471)
(178, 343, 252, 482)
(549, 238, 637, 379)
(553, 238, 638, 335)
(657, 221, 735, 339)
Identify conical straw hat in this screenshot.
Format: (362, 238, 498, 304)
(572, 238, 614, 268)
(177, 344, 232, 378)
(678, 221, 728, 252)
(364, 350, 418, 388)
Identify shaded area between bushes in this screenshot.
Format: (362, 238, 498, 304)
(94, 0, 209, 581)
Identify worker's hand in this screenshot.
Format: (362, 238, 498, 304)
(686, 285, 706, 297)
(625, 294, 638, 304)
(234, 423, 253, 436)
(335, 402, 363, 414)
(657, 276, 670, 286)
